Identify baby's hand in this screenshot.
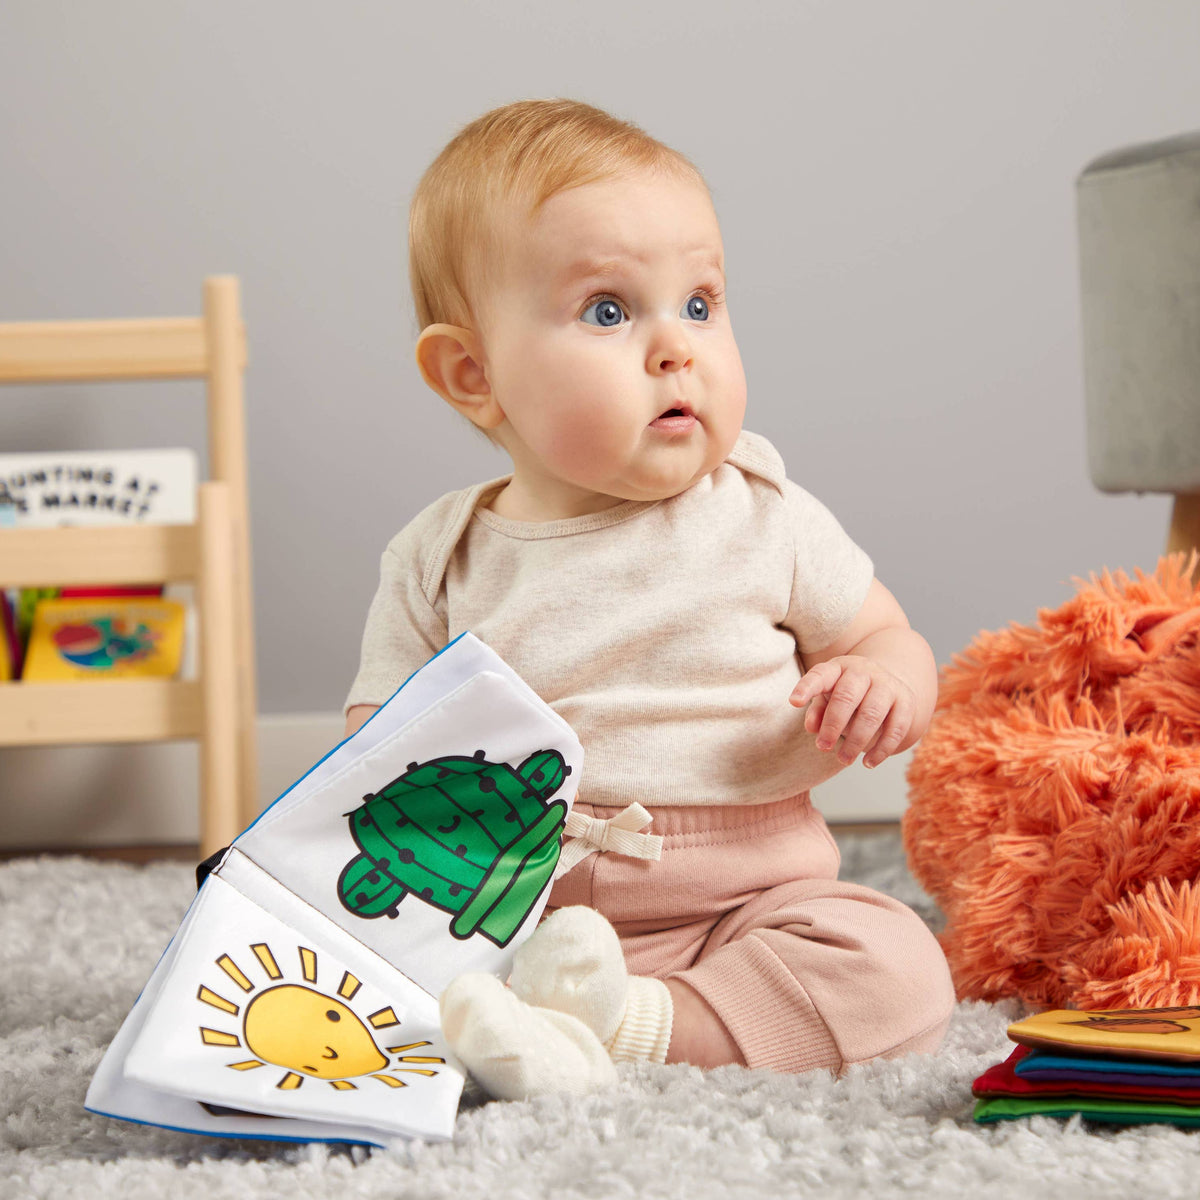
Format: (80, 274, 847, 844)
(788, 655, 915, 769)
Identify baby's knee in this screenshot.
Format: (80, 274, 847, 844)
(846, 904, 955, 1064)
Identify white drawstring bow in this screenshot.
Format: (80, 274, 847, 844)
(552, 802, 663, 880)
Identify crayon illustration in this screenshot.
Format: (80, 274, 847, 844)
(337, 749, 569, 947)
(197, 941, 444, 1092)
(1066, 1007, 1200, 1037)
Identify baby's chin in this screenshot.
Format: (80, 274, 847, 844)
(640, 422, 742, 488)
(511, 423, 743, 516)
(608, 458, 731, 505)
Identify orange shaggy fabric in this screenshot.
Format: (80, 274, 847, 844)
(903, 554, 1200, 1010)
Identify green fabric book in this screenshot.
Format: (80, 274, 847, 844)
(974, 1094, 1200, 1128)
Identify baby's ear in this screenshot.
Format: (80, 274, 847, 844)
(415, 324, 504, 430)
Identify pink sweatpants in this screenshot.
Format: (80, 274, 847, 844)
(546, 793, 955, 1075)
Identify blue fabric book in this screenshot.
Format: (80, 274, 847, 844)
(1015, 1050, 1200, 1084)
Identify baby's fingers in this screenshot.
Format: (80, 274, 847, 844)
(789, 662, 843, 708)
(803, 693, 829, 735)
(813, 666, 871, 752)
(861, 699, 914, 769)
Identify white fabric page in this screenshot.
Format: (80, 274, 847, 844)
(121, 865, 463, 1141)
(84, 885, 398, 1146)
(238, 660, 582, 998)
(246, 632, 578, 832)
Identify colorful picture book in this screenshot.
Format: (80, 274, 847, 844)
(1008, 1004, 1200, 1062)
(85, 632, 584, 1146)
(22, 597, 185, 680)
(973, 1006, 1200, 1128)
(0, 590, 16, 681)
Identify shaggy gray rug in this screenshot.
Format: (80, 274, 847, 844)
(5, 834, 1200, 1200)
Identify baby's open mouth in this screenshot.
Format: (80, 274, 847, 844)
(650, 404, 696, 430)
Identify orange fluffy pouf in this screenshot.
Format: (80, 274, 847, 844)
(903, 554, 1200, 1010)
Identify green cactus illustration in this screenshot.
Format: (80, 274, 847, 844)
(336, 748, 570, 948)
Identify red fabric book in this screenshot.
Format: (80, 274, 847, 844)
(974, 1045, 1200, 1105)
(59, 586, 164, 599)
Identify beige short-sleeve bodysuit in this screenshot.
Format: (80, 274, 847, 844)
(344, 430, 873, 808)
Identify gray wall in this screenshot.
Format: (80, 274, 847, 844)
(3, 1, 1198, 716)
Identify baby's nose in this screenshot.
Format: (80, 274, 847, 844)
(647, 338, 693, 374)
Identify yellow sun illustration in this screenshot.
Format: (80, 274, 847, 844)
(197, 941, 444, 1091)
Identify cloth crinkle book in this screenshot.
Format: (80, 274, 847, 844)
(86, 632, 583, 1147)
(1006, 1005, 1200, 1062)
(972, 1006, 1200, 1128)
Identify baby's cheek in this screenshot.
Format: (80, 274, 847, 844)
(544, 420, 615, 476)
(540, 385, 623, 461)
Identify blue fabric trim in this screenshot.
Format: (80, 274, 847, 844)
(84, 1104, 384, 1148)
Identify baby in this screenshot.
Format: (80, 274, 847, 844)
(344, 98, 955, 1099)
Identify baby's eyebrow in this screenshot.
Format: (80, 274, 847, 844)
(557, 257, 624, 286)
(557, 249, 725, 287)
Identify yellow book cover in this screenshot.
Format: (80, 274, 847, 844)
(1008, 1006, 1200, 1062)
(22, 598, 186, 681)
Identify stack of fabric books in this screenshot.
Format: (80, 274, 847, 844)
(973, 1005, 1200, 1128)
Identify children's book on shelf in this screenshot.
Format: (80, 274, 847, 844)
(0, 591, 15, 682)
(0, 449, 197, 679)
(85, 633, 584, 1147)
(0, 448, 197, 529)
(22, 596, 186, 680)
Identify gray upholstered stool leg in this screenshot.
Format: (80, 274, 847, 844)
(1077, 131, 1200, 574)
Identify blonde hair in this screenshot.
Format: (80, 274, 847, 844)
(409, 98, 706, 331)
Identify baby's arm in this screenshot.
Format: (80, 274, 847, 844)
(788, 578, 937, 769)
(342, 517, 449, 743)
(345, 704, 381, 739)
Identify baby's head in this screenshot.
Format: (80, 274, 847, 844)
(411, 99, 747, 520)
(409, 98, 700, 333)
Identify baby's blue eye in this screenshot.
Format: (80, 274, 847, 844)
(682, 296, 709, 321)
(580, 299, 625, 327)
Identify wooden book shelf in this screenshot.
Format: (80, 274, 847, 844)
(0, 278, 258, 858)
